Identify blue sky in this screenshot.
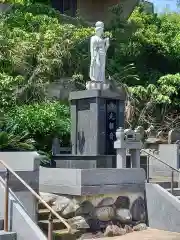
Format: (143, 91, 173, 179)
(148, 0, 179, 13)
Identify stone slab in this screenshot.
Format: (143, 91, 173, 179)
(53, 155, 116, 168)
(53, 155, 148, 172)
(69, 89, 125, 101)
(0, 152, 40, 171)
(159, 144, 179, 169)
(39, 168, 145, 195)
(56, 160, 96, 169)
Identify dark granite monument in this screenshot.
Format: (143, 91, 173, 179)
(70, 89, 125, 156)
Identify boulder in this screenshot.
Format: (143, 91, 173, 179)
(61, 199, 80, 218)
(114, 196, 130, 209)
(97, 197, 115, 207)
(116, 209, 132, 223)
(76, 201, 95, 217)
(133, 223, 147, 231)
(87, 219, 101, 231)
(40, 192, 57, 204)
(95, 206, 115, 221)
(52, 196, 80, 218)
(130, 197, 146, 221)
(124, 225, 133, 233)
(104, 224, 126, 237)
(68, 216, 90, 229)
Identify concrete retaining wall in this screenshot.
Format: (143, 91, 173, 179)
(0, 177, 46, 240)
(146, 183, 180, 233)
(40, 167, 146, 195)
(0, 231, 16, 240)
(0, 152, 40, 222)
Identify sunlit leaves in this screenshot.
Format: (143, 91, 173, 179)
(6, 101, 70, 137)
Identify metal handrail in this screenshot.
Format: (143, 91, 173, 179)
(141, 149, 180, 194)
(141, 149, 180, 173)
(0, 159, 72, 239)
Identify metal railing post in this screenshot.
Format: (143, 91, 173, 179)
(147, 155, 150, 183)
(48, 212, 53, 240)
(171, 170, 174, 194)
(4, 169, 9, 232)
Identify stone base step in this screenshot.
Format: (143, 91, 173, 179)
(53, 229, 81, 240)
(150, 181, 178, 189)
(38, 209, 62, 221)
(38, 219, 65, 231)
(166, 188, 180, 196)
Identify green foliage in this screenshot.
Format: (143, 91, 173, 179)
(5, 101, 70, 152)
(0, 131, 35, 151)
(0, 73, 24, 111)
(0, 4, 92, 105)
(127, 7, 180, 84)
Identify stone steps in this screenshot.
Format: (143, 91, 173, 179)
(166, 188, 180, 197)
(150, 180, 178, 189)
(38, 202, 80, 240)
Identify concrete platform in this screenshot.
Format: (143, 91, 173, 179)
(39, 168, 145, 195)
(95, 229, 180, 240)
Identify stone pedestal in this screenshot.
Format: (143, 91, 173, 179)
(114, 128, 142, 169)
(69, 88, 125, 156)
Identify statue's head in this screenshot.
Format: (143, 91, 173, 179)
(95, 21, 104, 37)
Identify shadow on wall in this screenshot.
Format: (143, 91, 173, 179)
(78, 130, 85, 154)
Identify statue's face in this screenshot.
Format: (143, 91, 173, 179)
(96, 27, 104, 37)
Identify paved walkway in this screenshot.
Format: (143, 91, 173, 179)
(96, 229, 180, 240)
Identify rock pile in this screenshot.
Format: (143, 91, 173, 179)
(40, 192, 147, 238)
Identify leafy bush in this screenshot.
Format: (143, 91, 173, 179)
(0, 131, 35, 151)
(5, 101, 70, 153)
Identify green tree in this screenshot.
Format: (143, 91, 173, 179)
(0, 4, 92, 105)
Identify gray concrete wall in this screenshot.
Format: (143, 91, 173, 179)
(0, 152, 40, 222)
(40, 167, 145, 195)
(0, 152, 40, 171)
(0, 231, 16, 240)
(0, 177, 46, 240)
(146, 183, 180, 233)
(142, 146, 180, 183)
(159, 144, 179, 169)
(143, 149, 178, 179)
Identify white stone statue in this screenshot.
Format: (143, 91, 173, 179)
(89, 21, 110, 82)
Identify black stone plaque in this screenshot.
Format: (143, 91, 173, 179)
(77, 99, 90, 111)
(106, 100, 117, 155)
